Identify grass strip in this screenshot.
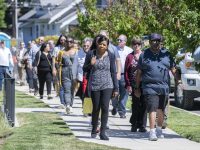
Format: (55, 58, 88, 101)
(0, 91, 13, 141)
(0, 91, 125, 150)
(126, 97, 200, 142)
(168, 107, 200, 142)
(15, 91, 49, 108)
(1, 112, 124, 150)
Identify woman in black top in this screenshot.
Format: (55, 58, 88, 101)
(83, 35, 118, 140)
(34, 43, 54, 99)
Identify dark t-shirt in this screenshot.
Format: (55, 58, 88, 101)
(38, 53, 52, 71)
(138, 48, 175, 95)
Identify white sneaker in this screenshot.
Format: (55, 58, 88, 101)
(156, 128, 164, 139)
(149, 130, 158, 141)
(66, 105, 70, 114)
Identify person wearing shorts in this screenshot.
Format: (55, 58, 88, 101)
(134, 33, 176, 141)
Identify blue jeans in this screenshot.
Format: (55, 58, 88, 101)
(59, 86, 65, 105)
(62, 80, 74, 106)
(0, 66, 8, 91)
(25, 67, 34, 89)
(117, 76, 129, 116)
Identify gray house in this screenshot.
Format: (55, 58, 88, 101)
(18, 0, 109, 44)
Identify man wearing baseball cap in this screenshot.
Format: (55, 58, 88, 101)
(134, 33, 176, 141)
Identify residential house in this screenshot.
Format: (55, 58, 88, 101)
(18, 0, 109, 44)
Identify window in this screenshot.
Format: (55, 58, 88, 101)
(40, 24, 45, 35)
(30, 27, 32, 36)
(36, 25, 39, 37)
(52, 24, 55, 30)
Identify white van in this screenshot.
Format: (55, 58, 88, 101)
(172, 47, 200, 110)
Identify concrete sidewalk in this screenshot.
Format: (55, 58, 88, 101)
(15, 85, 200, 150)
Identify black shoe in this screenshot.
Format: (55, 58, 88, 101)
(40, 95, 43, 99)
(131, 126, 137, 132)
(100, 133, 109, 140)
(111, 108, 117, 115)
(138, 127, 147, 133)
(47, 95, 53, 100)
(91, 133, 97, 138)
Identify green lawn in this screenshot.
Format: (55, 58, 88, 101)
(0, 91, 125, 150)
(0, 112, 13, 139)
(1, 112, 124, 150)
(1, 91, 200, 149)
(15, 91, 49, 108)
(168, 107, 200, 142)
(126, 97, 200, 142)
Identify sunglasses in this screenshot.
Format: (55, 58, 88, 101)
(132, 42, 141, 46)
(117, 39, 124, 42)
(83, 45, 90, 47)
(151, 40, 160, 44)
(66, 40, 74, 43)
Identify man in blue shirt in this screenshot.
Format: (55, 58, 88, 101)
(135, 33, 176, 141)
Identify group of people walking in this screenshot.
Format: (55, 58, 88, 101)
(80, 32, 175, 141)
(0, 31, 177, 142)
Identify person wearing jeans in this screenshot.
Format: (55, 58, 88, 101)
(57, 36, 76, 114)
(114, 34, 133, 118)
(0, 40, 14, 91)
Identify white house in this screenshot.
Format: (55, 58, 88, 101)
(18, 0, 109, 44)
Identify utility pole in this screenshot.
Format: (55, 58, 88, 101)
(12, 0, 18, 40)
(15, 0, 18, 40)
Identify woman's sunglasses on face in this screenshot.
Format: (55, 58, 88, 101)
(60, 39, 66, 42)
(132, 42, 141, 46)
(66, 40, 74, 44)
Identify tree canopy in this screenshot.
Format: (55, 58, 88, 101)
(77, 0, 199, 56)
(0, 0, 6, 28)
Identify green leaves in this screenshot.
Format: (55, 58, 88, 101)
(0, 0, 6, 28)
(75, 0, 199, 57)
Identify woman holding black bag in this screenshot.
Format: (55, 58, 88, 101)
(33, 43, 56, 99)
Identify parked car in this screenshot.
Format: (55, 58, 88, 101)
(171, 48, 200, 110)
